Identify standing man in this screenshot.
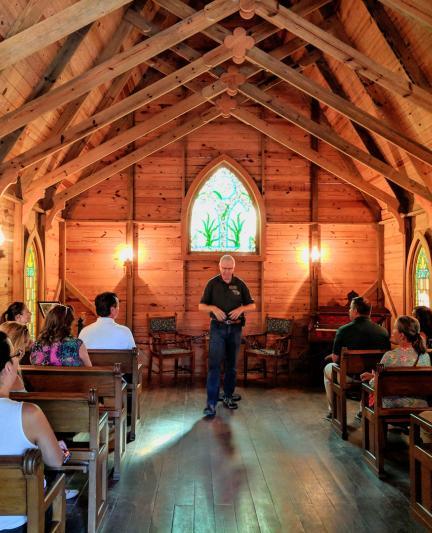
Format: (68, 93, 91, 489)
(199, 255, 256, 417)
(79, 291, 136, 349)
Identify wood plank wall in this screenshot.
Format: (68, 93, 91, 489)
(383, 219, 405, 318)
(64, 110, 382, 373)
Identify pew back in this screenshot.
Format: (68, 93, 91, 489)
(375, 367, 432, 411)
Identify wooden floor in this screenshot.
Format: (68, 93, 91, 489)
(66, 385, 425, 533)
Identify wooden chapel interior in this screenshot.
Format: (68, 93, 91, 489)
(1, 0, 432, 378)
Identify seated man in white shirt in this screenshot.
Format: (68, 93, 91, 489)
(79, 292, 135, 349)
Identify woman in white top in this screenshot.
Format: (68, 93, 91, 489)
(0, 331, 64, 532)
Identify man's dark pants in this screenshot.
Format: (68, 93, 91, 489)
(206, 321, 242, 406)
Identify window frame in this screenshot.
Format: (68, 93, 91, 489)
(182, 155, 266, 261)
(407, 232, 432, 310)
(24, 230, 44, 337)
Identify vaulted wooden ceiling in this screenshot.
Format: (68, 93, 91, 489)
(0, 0, 431, 228)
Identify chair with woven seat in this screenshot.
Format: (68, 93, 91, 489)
(147, 314, 195, 385)
(243, 316, 294, 386)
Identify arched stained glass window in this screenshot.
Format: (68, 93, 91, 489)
(190, 166, 257, 252)
(25, 243, 38, 338)
(414, 246, 430, 307)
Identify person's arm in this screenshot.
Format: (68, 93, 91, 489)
(198, 303, 226, 321)
(329, 330, 343, 364)
(79, 342, 92, 367)
(22, 403, 64, 467)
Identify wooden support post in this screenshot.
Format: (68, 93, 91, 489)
(126, 124, 135, 331)
(260, 113, 266, 326)
(12, 202, 24, 301)
(376, 224, 385, 307)
(310, 98, 320, 315)
(59, 221, 66, 303)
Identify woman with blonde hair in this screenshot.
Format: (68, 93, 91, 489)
(0, 321, 31, 392)
(30, 305, 92, 367)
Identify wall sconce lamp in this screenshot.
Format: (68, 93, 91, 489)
(119, 245, 133, 278)
(310, 245, 321, 263)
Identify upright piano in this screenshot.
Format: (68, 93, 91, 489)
(308, 305, 391, 344)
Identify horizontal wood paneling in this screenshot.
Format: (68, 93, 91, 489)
(320, 224, 378, 305)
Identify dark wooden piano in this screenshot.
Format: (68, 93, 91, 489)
(308, 305, 392, 344)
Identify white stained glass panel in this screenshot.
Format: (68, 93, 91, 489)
(190, 166, 257, 252)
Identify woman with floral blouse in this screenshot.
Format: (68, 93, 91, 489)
(361, 315, 430, 408)
(30, 305, 92, 367)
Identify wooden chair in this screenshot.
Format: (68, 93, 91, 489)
(88, 348, 142, 440)
(0, 448, 66, 533)
(243, 316, 294, 386)
(21, 365, 126, 480)
(147, 314, 195, 385)
(331, 348, 386, 440)
(361, 366, 432, 477)
(11, 390, 108, 533)
(410, 413, 432, 530)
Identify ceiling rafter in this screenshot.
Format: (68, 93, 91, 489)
(314, 55, 412, 212)
(0, 0, 133, 72)
(231, 106, 400, 212)
(0, 24, 93, 163)
(0, 0, 240, 138)
(377, 0, 432, 32)
(44, 106, 223, 228)
(246, 46, 432, 167)
(255, 0, 432, 112)
(237, 82, 431, 200)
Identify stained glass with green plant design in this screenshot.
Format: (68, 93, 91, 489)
(190, 166, 257, 252)
(415, 246, 430, 307)
(25, 243, 38, 338)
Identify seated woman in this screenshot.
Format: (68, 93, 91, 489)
(361, 315, 430, 408)
(0, 322, 32, 392)
(0, 302, 31, 326)
(30, 305, 92, 367)
(0, 331, 65, 533)
(412, 305, 432, 348)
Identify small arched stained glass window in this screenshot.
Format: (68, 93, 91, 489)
(25, 243, 38, 338)
(414, 246, 430, 307)
(190, 166, 257, 252)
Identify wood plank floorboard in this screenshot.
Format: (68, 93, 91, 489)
(63, 385, 425, 533)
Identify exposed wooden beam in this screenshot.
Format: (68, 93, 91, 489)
(45, 107, 222, 228)
(0, 45, 232, 197)
(255, 0, 432, 112)
(231, 107, 400, 211)
(0, 0, 239, 138)
(25, 89, 224, 201)
(0, 24, 93, 163)
(0, 0, 132, 72)
(315, 55, 412, 213)
(18, 0, 159, 193)
(238, 82, 432, 200)
(4, 0, 55, 38)
(363, 0, 431, 90)
(65, 279, 96, 316)
(378, 0, 432, 32)
(245, 47, 432, 167)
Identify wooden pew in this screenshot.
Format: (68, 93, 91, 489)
(20, 365, 126, 480)
(0, 448, 66, 533)
(88, 348, 142, 441)
(409, 413, 432, 530)
(361, 366, 432, 477)
(11, 390, 108, 533)
(331, 348, 386, 440)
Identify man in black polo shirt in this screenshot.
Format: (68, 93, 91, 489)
(199, 255, 255, 417)
(323, 296, 390, 418)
